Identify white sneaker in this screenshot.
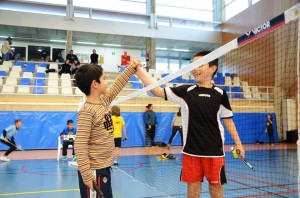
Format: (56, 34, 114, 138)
(0, 156, 11, 162)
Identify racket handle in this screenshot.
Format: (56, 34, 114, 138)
(93, 182, 104, 198)
(240, 158, 255, 171)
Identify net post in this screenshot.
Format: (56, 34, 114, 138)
(297, 18, 300, 198)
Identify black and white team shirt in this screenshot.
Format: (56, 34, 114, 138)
(164, 84, 233, 157)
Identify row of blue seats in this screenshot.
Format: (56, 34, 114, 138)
(14, 62, 47, 68)
(10, 62, 47, 73)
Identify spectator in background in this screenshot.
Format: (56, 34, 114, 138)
(55, 52, 64, 63)
(1, 37, 13, 61)
(121, 51, 130, 66)
(167, 107, 183, 150)
(71, 59, 80, 74)
(40, 50, 49, 62)
(145, 104, 157, 147)
(66, 50, 78, 64)
(59, 59, 71, 75)
(90, 49, 98, 65)
(60, 119, 77, 160)
(10, 49, 20, 61)
(265, 113, 275, 146)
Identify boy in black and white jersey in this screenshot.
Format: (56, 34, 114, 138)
(135, 51, 245, 198)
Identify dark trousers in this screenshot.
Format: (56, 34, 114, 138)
(267, 130, 275, 144)
(168, 126, 183, 146)
(62, 141, 75, 156)
(78, 167, 113, 198)
(145, 125, 156, 146)
(0, 139, 17, 156)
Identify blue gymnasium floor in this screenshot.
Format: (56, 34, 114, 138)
(0, 149, 299, 198)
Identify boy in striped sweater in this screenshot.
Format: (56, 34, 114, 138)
(74, 63, 138, 198)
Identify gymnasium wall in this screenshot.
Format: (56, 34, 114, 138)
(0, 111, 278, 150)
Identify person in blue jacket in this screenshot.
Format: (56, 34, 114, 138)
(145, 104, 157, 147)
(60, 120, 76, 160)
(0, 119, 22, 162)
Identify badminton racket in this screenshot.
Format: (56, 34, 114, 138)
(93, 182, 104, 198)
(0, 138, 24, 151)
(231, 147, 255, 171)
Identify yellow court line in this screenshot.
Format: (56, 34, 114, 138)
(0, 189, 79, 196)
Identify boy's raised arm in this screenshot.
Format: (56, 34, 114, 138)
(135, 62, 165, 98)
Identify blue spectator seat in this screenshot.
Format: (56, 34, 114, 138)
(14, 62, 25, 68)
(119, 67, 126, 72)
(224, 86, 231, 92)
(216, 72, 223, 78)
(38, 63, 47, 68)
(179, 78, 187, 83)
(233, 86, 242, 92)
(34, 79, 45, 86)
(24, 63, 35, 73)
(188, 79, 196, 84)
(234, 93, 244, 99)
(0, 71, 7, 77)
(20, 78, 31, 85)
(169, 78, 178, 83)
(32, 87, 44, 94)
(162, 73, 169, 78)
(129, 76, 138, 81)
(215, 77, 224, 85)
(225, 73, 231, 77)
(131, 82, 143, 89)
(36, 72, 46, 78)
(232, 86, 243, 99)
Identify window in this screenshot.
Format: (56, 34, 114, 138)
(225, 0, 249, 20)
(156, 0, 213, 21)
(28, 45, 50, 61)
(169, 59, 179, 72)
(180, 60, 191, 68)
(156, 58, 168, 73)
(73, 0, 146, 15)
(20, 0, 67, 5)
(10, 46, 26, 61)
(252, 0, 261, 5)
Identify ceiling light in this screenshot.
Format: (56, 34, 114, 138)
(103, 44, 122, 47)
(38, 49, 42, 52)
(156, 47, 168, 50)
(50, 40, 67, 43)
(77, 42, 96, 45)
(173, 48, 190, 52)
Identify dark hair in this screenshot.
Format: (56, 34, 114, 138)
(75, 64, 103, 96)
(146, 104, 152, 109)
(67, 120, 74, 125)
(268, 113, 273, 120)
(177, 107, 181, 117)
(111, 105, 121, 116)
(194, 51, 218, 77)
(15, 119, 22, 124)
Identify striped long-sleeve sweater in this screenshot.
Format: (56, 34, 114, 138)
(74, 66, 135, 183)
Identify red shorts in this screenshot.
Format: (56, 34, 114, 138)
(181, 154, 226, 185)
